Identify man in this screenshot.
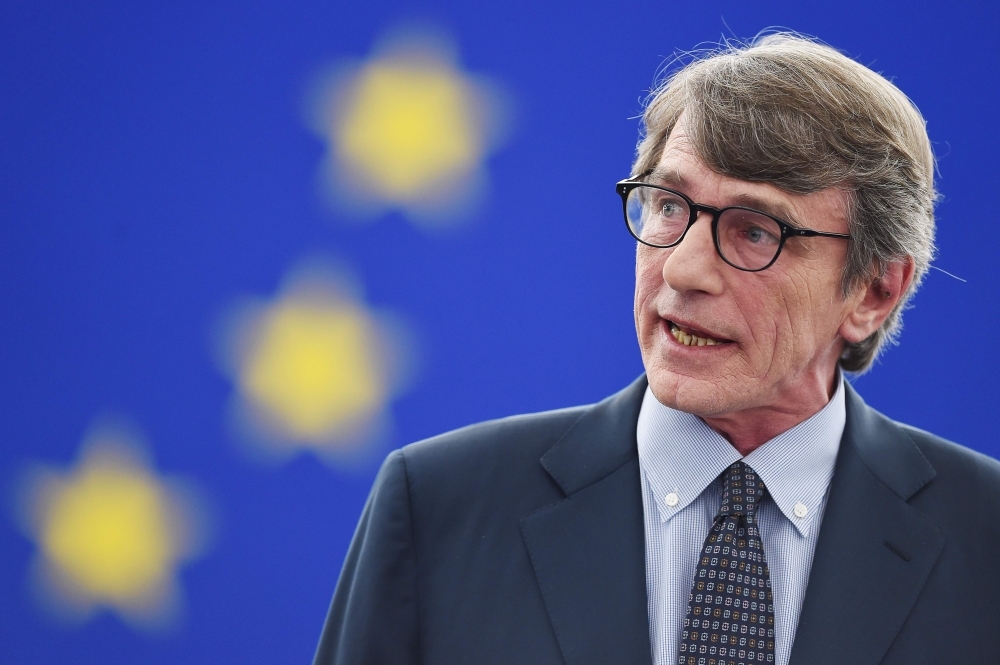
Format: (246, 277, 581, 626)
(313, 35, 1000, 665)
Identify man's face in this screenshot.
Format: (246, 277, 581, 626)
(635, 117, 860, 417)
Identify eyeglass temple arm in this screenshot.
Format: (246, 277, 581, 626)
(788, 228, 852, 240)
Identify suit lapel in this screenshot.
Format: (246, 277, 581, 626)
(789, 384, 945, 664)
(521, 376, 653, 665)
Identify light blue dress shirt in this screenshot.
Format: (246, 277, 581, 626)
(637, 377, 845, 665)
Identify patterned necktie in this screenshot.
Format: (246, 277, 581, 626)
(678, 461, 775, 665)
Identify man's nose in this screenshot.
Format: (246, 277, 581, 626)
(661, 213, 726, 294)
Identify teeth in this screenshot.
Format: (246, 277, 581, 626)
(669, 322, 721, 347)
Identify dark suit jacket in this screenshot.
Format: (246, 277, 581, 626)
(314, 376, 1000, 664)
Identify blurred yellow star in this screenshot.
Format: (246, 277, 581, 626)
(216, 259, 414, 462)
(339, 57, 481, 201)
(16, 422, 208, 629)
(308, 26, 510, 223)
(241, 295, 386, 442)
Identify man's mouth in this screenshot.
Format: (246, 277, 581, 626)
(667, 320, 732, 347)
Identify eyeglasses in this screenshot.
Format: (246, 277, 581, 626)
(615, 179, 851, 272)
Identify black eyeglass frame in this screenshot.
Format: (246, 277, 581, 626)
(615, 179, 852, 272)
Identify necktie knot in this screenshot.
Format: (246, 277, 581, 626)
(719, 461, 766, 517)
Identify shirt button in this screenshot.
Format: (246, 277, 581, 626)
(665, 492, 679, 507)
(793, 502, 808, 518)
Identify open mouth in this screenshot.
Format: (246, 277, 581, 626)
(667, 320, 732, 347)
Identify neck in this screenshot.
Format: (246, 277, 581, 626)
(701, 366, 840, 456)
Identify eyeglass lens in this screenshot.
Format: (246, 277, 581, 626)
(625, 185, 783, 271)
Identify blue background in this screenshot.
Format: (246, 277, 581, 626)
(1, 1, 997, 663)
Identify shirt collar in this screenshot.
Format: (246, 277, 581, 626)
(636, 375, 845, 538)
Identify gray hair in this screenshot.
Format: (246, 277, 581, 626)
(633, 33, 937, 373)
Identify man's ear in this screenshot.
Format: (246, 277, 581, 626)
(840, 258, 916, 344)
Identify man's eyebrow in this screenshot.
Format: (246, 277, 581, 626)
(644, 166, 689, 190)
(729, 193, 803, 227)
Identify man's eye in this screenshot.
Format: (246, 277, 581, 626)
(654, 198, 686, 218)
(744, 226, 777, 245)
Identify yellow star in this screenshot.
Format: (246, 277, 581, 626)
(340, 58, 481, 201)
(216, 259, 414, 461)
(15, 421, 208, 629)
(242, 295, 386, 441)
(308, 26, 510, 224)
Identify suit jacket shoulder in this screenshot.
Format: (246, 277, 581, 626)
(315, 377, 651, 665)
(899, 420, 1000, 503)
(400, 403, 588, 519)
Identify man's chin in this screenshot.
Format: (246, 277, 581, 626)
(646, 369, 743, 418)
